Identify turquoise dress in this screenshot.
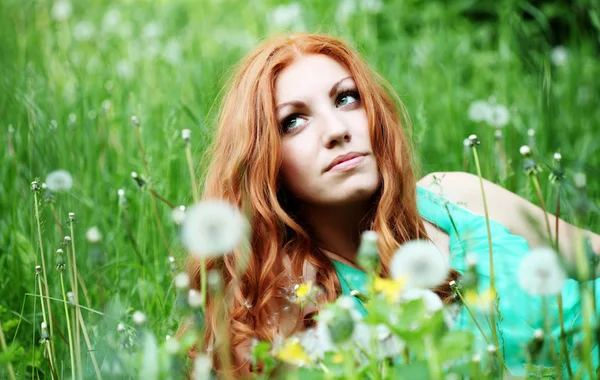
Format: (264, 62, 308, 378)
(332, 185, 599, 377)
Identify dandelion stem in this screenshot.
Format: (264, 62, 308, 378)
(471, 146, 503, 369)
(454, 288, 491, 346)
(33, 191, 57, 363)
(31, 276, 37, 380)
(149, 188, 176, 208)
(0, 319, 17, 380)
(36, 273, 55, 372)
(553, 182, 573, 376)
(68, 222, 83, 379)
(60, 272, 76, 380)
(122, 207, 144, 264)
(184, 140, 207, 307)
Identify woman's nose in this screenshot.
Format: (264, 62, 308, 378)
(322, 111, 351, 148)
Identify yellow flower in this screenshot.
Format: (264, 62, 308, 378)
(464, 288, 497, 311)
(294, 281, 313, 304)
(332, 353, 344, 363)
(374, 277, 406, 302)
(275, 339, 312, 366)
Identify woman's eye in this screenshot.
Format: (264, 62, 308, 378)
(336, 91, 360, 107)
(281, 114, 306, 133)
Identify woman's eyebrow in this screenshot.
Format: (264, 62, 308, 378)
(275, 76, 354, 111)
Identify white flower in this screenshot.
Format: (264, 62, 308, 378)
(181, 200, 247, 258)
(527, 128, 535, 137)
(519, 145, 531, 156)
(132, 311, 146, 325)
(187, 289, 202, 308)
(46, 170, 73, 192)
(142, 21, 162, 39)
(171, 205, 186, 225)
(181, 129, 191, 141)
(467, 100, 491, 123)
(268, 2, 305, 31)
(553, 152, 562, 161)
(551, 46, 568, 67)
(86, 226, 102, 243)
(102, 8, 121, 31)
(163, 39, 182, 65)
(115, 60, 134, 79)
(390, 240, 449, 289)
(486, 104, 510, 128)
(73, 21, 95, 41)
(573, 172, 586, 188)
(117, 322, 125, 332)
(51, 0, 72, 21)
(517, 247, 566, 296)
(399, 288, 443, 314)
(193, 354, 212, 380)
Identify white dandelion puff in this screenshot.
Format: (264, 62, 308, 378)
(73, 21, 95, 41)
(517, 247, 566, 296)
(115, 60, 134, 79)
(467, 100, 491, 123)
(553, 152, 562, 161)
(573, 172, 586, 188)
(171, 205, 186, 225)
(51, 0, 72, 21)
(268, 2, 305, 31)
(551, 46, 568, 67)
(486, 104, 510, 128)
(46, 170, 73, 192)
(85, 226, 102, 243)
(187, 289, 203, 308)
(142, 21, 162, 39)
(132, 311, 146, 325)
(520, 145, 531, 156)
(102, 8, 121, 31)
(193, 354, 212, 380)
(174, 273, 190, 289)
(117, 322, 125, 332)
(390, 240, 449, 289)
(181, 200, 247, 258)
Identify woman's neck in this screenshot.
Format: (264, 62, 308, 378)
(301, 199, 374, 265)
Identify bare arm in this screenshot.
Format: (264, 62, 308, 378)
(418, 171, 600, 262)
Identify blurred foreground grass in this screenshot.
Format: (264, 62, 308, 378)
(1, 0, 599, 377)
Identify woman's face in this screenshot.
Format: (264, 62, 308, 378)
(275, 54, 381, 206)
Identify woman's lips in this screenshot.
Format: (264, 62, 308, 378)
(327, 155, 366, 172)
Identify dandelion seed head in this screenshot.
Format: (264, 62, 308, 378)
(573, 172, 586, 188)
(361, 230, 377, 243)
(117, 188, 125, 197)
(35, 265, 41, 275)
(487, 344, 496, 353)
(41, 183, 47, 189)
(168, 256, 175, 263)
(400, 288, 443, 315)
(68, 211, 75, 219)
(174, 273, 190, 289)
(527, 128, 535, 137)
(337, 296, 354, 310)
(187, 289, 202, 308)
(68, 113, 77, 125)
(207, 270, 223, 292)
(181, 200, 247, 258)
(130, 115, 139, 126)
(165, 337, 180, 354)
(49, 120, 58, 130)
(519, 145, 531, 156)
(467, 100, 491, 123)
(31, 181, 40, 191)
(553, 152, 562, 161)
(73, 21, 95, 41)
(449, 280, 456, 287)
(390, 240, 449, 289)
(132, 311, 146, 325)
(472, 353, 481, 362)
(46, 170, 73, 192)
(171, 205, 186, 225)
(86, 226, 102, 243)
(192, 354, 212, 380)
(533, 329, 544, 340)
(131, 171, 138, 179)
(350, 290, 360, 297)
(181, 129, 191, 141)
(486, 104, 510, 128)
(64, 236, 71, 242)
(101, 99, 112, 112)
(67, 291, 75, 305)
(41, 321, 47, 330)
(551, 46, 568, 66)
(469, 134, 477, 141)
(117, 322, 125, 332)
(463, 138, 471, 147)
(518, 247, 566, 296)
(51, 0, 72, 21)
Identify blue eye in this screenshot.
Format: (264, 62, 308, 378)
(336, 91, 360, 107)
(281, 114, 306, 133)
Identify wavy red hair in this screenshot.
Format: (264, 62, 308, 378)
(181, 32, 459, 376)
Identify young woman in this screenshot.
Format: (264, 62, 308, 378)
(183, 32, 600, 377)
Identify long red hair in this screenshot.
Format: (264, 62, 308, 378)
(182, 32, 459, 376)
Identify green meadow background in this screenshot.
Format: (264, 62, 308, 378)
(1, 0, 599, 377)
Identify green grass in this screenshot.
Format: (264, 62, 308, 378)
(1, 0, 599, 377)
